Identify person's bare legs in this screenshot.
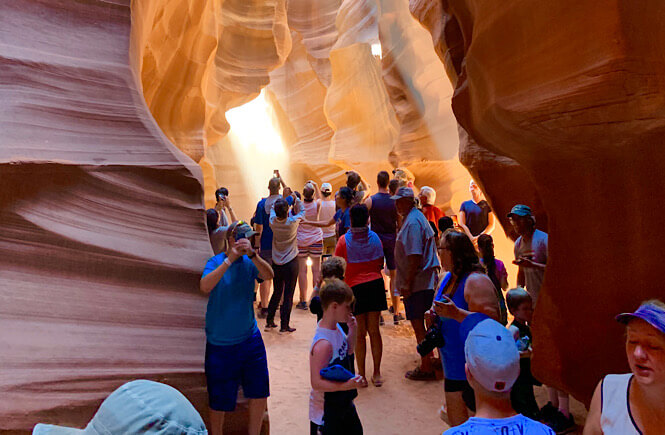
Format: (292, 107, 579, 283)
(410, 318, 433, 372)
(366, 311, 383, 381)
(248, 398, 267, 435)
(355, 313, 368, 378)
(259, 280, 271, 309)
(445, 391, 470, 426)
(297, 256, 308, 303)
(209, 409, 225, 435)
(310, 256, 321, 293)
(388, 270, 400, 316)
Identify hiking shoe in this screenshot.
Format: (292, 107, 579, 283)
(540, 402, 558, 424)
(295, 301, 308, 310)
(279, 326, 296, 334)
(405, 367, 436, 381)
(265, 321, 278, 331)
(257, 307, 269, 319)
(393, 314, 400, 325)
(548, 411, 575, 434)
(389, 306, 395, 314)
(379, 316, 385, 326)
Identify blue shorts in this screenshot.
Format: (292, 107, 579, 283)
(205, 330, 270, 411)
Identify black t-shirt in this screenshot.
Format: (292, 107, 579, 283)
(460, 200, 492, 236)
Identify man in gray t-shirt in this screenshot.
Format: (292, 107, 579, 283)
(508, 204, 547, 305)
(393, 187, 440, 380)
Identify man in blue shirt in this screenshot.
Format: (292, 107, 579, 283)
(200, 221, 274, 435)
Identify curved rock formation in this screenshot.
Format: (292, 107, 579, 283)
(412, 0, 665, 404)
(0, 0, 211, 431)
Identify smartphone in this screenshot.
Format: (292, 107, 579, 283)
(435, 296, 454, 305)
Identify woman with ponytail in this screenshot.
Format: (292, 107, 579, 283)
(477, 234, 508, 325)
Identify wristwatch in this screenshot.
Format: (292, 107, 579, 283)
(248, 251, 257, 259)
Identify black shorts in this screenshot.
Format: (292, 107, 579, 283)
(352, 278, 388, 315)
(404, 289, 434, 320)
(444, 378, 476, 412)
(378, 234, 396, 271)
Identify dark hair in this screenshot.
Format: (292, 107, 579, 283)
(321, 256, 346, 280)
(438, 216, 454, 233)
(294, 191, 301, 200)
(215, 187, 229, 201)
(477, 234, 501, 293)
(346, 171, 361, 189)
(320, 278, 354, 310)
(440, 230, 484, 297)
(429, 221, 438, 238)
(377, 171, 390, 188)
(206, 209, 219, 235)
(322, 190, 332, 198)
(506, 288, 532, 313)
(388, 179, 400, 195)
(274, 198, 289, 219)
(303, 185, 315, 202)
(350, 204, 369, 228)
(337, 186, 354, 206)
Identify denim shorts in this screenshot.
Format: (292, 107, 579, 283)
(205, 330, 270, 411)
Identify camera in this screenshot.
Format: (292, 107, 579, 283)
(416, 323, 445, 356)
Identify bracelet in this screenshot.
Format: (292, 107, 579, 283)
(223, 258, 232, 267)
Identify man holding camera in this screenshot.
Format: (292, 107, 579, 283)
(200, 221, 274, 435)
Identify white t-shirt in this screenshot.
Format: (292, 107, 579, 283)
(443, 414, 554, 434)
(600, 374, 641, 434)
(319, 199, 337, 239)
(309, 323, 349, 426)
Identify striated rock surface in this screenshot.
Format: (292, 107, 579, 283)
(413, 0, 665, 403)
(0, 0, 211, 431)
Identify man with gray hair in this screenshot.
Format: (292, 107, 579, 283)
(393, 186, 440, 380)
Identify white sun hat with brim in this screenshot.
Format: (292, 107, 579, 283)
(33, 380, 207, 435)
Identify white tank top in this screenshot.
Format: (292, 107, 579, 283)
(319, 199, 337, 238)
(600, 374, 642, 435)
(297, 200, 323, 246)
(309, 324, 348, 425)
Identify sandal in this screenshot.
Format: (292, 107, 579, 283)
(405, 367, 436, 381)
(371, 375, 384, 387)
(356, 376, 369, 388)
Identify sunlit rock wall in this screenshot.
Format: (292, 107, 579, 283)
(0, 0, 211, 431)
(412, 0, 665, 404)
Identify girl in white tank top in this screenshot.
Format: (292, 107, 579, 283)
(319, 199, 337, 239)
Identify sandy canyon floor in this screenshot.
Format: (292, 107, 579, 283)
(261, 307, 588, 434)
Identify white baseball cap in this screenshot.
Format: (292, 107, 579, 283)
(464, 318, 520, 393)
(33, 380, 207, 435)
(321, 183, 332, 193)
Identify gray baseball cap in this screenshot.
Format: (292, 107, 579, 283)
(507, 204, 533, 218)
(33, 380, 207, 435)
(390, 186, 415, 200)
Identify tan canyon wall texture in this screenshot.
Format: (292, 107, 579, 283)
(411, 0, 665, 404)
(1, 0, 475, 431)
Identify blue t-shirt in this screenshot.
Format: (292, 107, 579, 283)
(202, 253, 260, 345)
(443, 414, 554, 434)
(460, 200, 492, 236)
(255, 195, 293, 251)
(334, 208, 351, 237)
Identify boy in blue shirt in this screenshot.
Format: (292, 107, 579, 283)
(200, 221, 274, 435)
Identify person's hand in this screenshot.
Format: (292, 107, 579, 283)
(342, 375, 366, 390)
(227, 246, 242, 263)
(274, 169, 281, 179)
(223, 196, 231, 209)
(513, 256, 536, 268)
(347, 314, 357, 330)
(234, 238, 253, 256)
(433, 296, 459, 319)
(425, 308, 437, 327)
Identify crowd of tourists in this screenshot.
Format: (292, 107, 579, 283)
(34, 169, 665, 435)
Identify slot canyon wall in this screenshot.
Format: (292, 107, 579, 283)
(411, 0, 665, 404)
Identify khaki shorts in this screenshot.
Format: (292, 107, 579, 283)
(322, 235, 337, 257)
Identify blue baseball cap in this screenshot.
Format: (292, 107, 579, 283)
(507, 204, 533, 218)
(33, 380, 207, 435)
(616, 301, 665, 334)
